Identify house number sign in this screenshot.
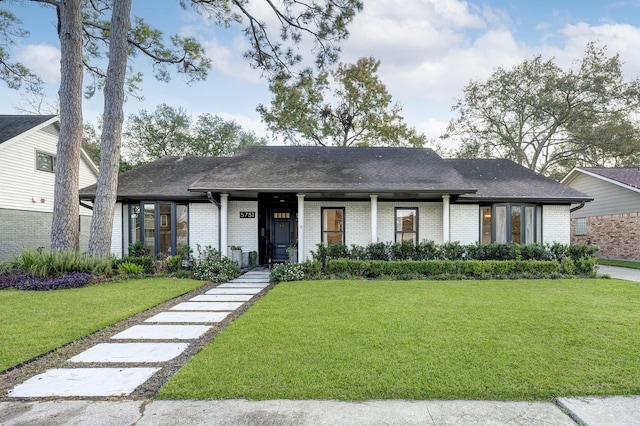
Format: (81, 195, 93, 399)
(239, 211, 256, 218)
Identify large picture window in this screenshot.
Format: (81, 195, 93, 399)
(480, 204, 538, 244)
(128, 202, 188, 255)
(395, 208, 418, 244)
(322, 207, 344, 245)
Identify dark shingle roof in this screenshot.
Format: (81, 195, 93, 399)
(578, 167, 640, 190)
(190, 146, 475, 193)
(446, 158, 592, 202)
(79, 156, 228, 200)
(0, 115, 57, 144)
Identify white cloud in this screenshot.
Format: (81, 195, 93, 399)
(17, 44, 60, 84)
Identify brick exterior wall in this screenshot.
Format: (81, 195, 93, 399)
(0, 208, 92, 262)
(377, 202, 443, 244)
(189, 202, 219, 256)
(542, 205, 570, 244)
(571, 213, 640, 260)
(450, 204, 479, 244)
(228, 200, 258, 256)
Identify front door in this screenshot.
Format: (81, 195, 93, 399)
(272, 212, 294, 262)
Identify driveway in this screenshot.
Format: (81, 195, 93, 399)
(597, 265, 640, 282)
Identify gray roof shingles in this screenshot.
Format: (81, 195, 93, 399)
(80, 156, 228, 200)
(446, 158, 591, 202)
(79, 147, 592, 203)
(190, 146, 475, 193)
(579, 167, 640, 189)
(0, 115, 56, 144)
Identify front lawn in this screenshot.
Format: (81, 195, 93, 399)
(0, 278, 204, 372)
(158, 279, 640, 401)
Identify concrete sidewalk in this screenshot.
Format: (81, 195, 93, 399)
(2, 396, 640, 425)
(597, 264, 640, 282)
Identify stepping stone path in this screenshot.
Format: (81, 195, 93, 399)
(7, 270, 271, 398)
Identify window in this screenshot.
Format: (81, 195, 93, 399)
(128, 202, 188, 255)
(36, 151, 56, 172)
(395, 208, 418, 244)
(575, 217, 587, 235)
(322, 208, 344, 245)
(480, 204, 538, 244)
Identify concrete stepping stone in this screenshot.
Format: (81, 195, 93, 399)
(206, 288, 263, 295)
(170, 301, 244, 311)
(111, 325, 211, 340)
(217, 283, 269, 289)
(8, 368, 160, 397)
(190, 294, 253, 302)
(145, 311, 232, 323)
(69, 343, 189, 363)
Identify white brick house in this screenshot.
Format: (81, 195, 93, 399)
(80, 147, 590, 263)
(0, 115, 98, 262)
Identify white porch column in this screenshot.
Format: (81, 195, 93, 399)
(220, 193, 229, 257)
(370, 194, 378, 243)
(297, 193, 305, 263)
(442, 194, 450, 243)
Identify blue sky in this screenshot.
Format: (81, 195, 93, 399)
(3, 0, 640, 151)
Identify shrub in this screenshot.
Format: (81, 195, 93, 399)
(327, 243, 349, 260)
(115, 256, 154, 274)
(117, 261, 145, 276)
(166, 255, 183, 273)
(415, 240, 438, 260)
(11, 249, 114, 277)
(301, 260, 323, 279)
(249, 251, 258, 268)
(366, 242, 389, 261)
(193, 256, 240, 283)
(270, 262, 305, 282)
(129, 242, 152, 257)
(437, 242, 465, 260)
(0, 270, 96, 291)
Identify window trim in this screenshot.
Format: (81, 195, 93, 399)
(394, 207, 419, 244)
(127, 201, 189, 256)
(35, 150, 56, 173)
(321, 207, 345, 245)
(480, 203, 539, 244)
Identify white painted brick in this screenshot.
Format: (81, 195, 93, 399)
(543, 205, 571, 244)
(110, 203, 123, 257)
(190, 202, 219, 255)
(377, 202, 443, 244)
(227, 201, 258, 256)
(450, 204, 479, 244)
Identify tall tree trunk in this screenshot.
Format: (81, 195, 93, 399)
(51, 0, 83, 251)
(88, 0, 132, 257)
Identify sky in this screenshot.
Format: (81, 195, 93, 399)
(3, 0, 640, 152)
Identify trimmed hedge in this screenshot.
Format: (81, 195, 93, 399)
(325, 259, 561, 280)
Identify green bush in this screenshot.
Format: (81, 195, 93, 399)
(193, 256, 240, 283)
(166, 255, 183, 273)
(301, 260, 323, 279)
(270, 262, 304, 282)
(117, 261, 144, 275)
(366, 242, 389, 260)
(128, 242, 152, 257)
(249, 251, 258, 268)
(115, 256, 154, 274)
(12, 249, 115, 277)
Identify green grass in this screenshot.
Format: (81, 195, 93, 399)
(598, 258, 640, 270)
(0, 278, 204, 372)
(158, 279, 640, 401)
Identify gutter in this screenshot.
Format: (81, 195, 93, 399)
(570, 200, 586, 213)
(207, 191, 222, 256)
(79, 201, 93, 211)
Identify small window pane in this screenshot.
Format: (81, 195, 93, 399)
(395, 208, 418, 244)
(176, 204, 189, 247)
(524, 206, 535, 243)
(36, 151, 55, 172)
(575, 217, 587, 235)
(511, 205, 522, 244)
(322, 208, 344, 245)
(495, 206, 507, 243)
(481, 206, 492, 244)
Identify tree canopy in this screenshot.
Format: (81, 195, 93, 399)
(443, 42, 640, 179)
(258, 56, 427, 147)
(123, 104, 267, 164)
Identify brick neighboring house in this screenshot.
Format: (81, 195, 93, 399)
(0, 115, 98, 262)
(562, 167, 640, 260)
(80, 146, 591, 263)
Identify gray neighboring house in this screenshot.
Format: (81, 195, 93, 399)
(562, 167, 640, 260)
(0, 115, 98, 262)
(80, 146, 591, 264)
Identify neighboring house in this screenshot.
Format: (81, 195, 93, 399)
(79, 146, 590, 263)
(562, 167, 640, 260)
(0, 115, 99, 262)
